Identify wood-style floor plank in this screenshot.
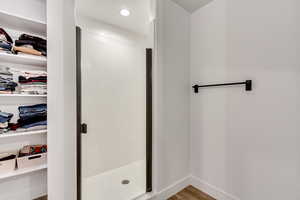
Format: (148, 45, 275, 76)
(33, 196, 47, 200)
(168, 186, 216, 200)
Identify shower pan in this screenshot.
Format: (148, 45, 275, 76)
(75, 1, 154, 198)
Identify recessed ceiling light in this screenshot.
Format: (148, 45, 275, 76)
(120, 9, 130, 17)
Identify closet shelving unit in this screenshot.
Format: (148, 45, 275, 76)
(0, 164, 47, 180)
(0, 52, 47, 66)
(0, 1, 48, 196)
(0, 94, 47, 97)
(0, 129, 47, 139)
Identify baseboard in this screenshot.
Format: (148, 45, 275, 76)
(150, 175, 191, 200)
(190, 176, 240, 200)
(146, 175, 240, 200)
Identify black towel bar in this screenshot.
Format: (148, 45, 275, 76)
(193, 80, 252, 93)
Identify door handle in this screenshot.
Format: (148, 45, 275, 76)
(81, 123, 87, 134)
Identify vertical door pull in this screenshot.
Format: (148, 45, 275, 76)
(81, 123, 87, 134)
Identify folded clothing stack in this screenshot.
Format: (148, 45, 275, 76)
(9, 104, 47, 131)
(0, 28, 13, 53)
(19, 84, 47, 95)
(0, 66, 18, 94)
(0, 77, 18, 94)
(19, 144, 47, 157)
(15, 34, 47, 56)
(0, 111, 13, 132)
(18, 70, 47, 95)
(0, 28, 47, 56)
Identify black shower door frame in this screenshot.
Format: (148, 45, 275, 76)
(76, 26, 153, 200)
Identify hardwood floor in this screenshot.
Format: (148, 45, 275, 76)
(168, 186, 216, 200)
(33, 196, 47, 200)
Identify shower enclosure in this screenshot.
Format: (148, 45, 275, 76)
(75, 1, 154, 199)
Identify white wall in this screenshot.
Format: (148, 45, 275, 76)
(191, 0, 300, 199)
(47, 0, 77, 199)
(77, 16, 148, 177)
(154, 0, 191, 193)
(190, 0, 229, 197)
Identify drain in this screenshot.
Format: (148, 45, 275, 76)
(122, 180, 130, 185)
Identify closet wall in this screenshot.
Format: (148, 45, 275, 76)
(190, 0, 300, 199)
(47, 0, 77, 199)
(0, 0, 47, 199)
(155, 0, 191, 194)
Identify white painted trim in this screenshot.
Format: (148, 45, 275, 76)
(190, 176, 240, 200)
(150, 176, 192, 200)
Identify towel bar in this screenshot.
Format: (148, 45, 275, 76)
(193, 80, 252, 93)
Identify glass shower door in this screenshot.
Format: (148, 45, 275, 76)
(76, 26, 152, 200)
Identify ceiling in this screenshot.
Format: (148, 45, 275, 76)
(171, 0, 212, 13)
(76, 0, 152, 36)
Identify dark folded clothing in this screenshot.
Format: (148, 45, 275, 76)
(15, 40, 46, 51)
(0, 76, 18, 91)
(21, 80, 46, 84)
(19, 79, 47, 84)
(19, 104, 47, 115)
(0, 111, 13, 123)
(9, 115, 46, 130)
(17, 34, 47, 56)
(22, 120, 47, 129)
(15, 40, 47, 56)
(18, 115, 47, 125)
(19, 76, 47, 84)
(0, 154, 16, 161)
(8, 104, 48, 131)
(19, 104, 47, 120)
(19, 34, 46, 45)
(0, 83, 17, 91)
(19, 111, 46, 120)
